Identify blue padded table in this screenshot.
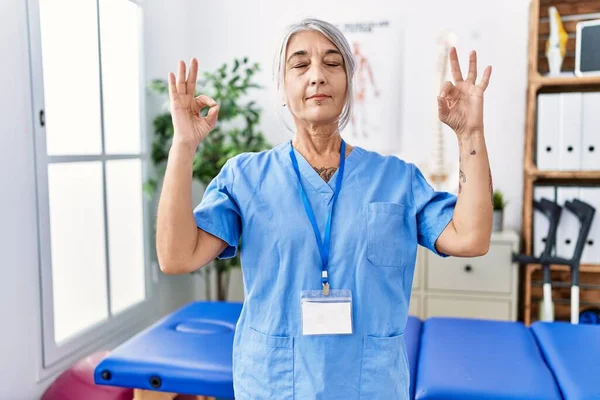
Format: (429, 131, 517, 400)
(531, 321, 600, 400)
(94, 301, 242, 400)
(415, 317, 563, 400)
(405, 316, 423, 400)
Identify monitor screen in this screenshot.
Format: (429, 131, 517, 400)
(579, 23, 600, 73)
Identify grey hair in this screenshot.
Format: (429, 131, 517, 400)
(273, 18, 356, 133)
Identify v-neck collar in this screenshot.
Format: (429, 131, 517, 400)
(281, 139, 364, 204)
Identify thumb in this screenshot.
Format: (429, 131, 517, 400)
(206, 104, 220, 129)
(437, 96, 450, 119)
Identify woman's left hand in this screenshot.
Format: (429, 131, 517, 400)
(437, 47, 492, 137)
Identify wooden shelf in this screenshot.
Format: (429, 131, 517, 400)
(524, 264, 600, 273)
(520, 0, 600, 325)
(533, 74, 600, 90)
(534, 0, 600, 75)
(525, 264, 600, 325)
(533, 170, 600, 183)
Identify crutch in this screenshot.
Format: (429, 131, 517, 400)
(514, 198, 595, 324)
(535, 198, 562, 321)
(563, 199, 595, 324)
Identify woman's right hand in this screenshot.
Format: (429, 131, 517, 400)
(168, 58, 220, 149)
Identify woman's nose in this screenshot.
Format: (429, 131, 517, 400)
(310, 66, 326, 85)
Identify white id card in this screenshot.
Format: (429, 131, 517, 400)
(300, 289, 353, 335)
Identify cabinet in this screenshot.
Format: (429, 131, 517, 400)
(519, 0, 600, 325)
(410, 230, 520, 321)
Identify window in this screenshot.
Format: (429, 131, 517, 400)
(27, 0, 153, 369)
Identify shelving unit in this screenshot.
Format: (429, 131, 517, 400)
(520, 0, 600, 325)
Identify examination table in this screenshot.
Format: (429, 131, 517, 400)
(94, 301, 600, 399)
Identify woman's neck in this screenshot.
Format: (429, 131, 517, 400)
(291, 129, 353, 182)
(291, 129, 352, 159)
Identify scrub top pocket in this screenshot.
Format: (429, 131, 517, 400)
(234, 326, 294, 399)
(359, 333, 410, 400)
(366, 202, 410, 267)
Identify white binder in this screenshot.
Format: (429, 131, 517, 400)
(558, 92, 583, 171)
(536, 93, 560, 170)
(533, 186, 556, 257)
(579, 188, 600, 265)
(556, 187, 581, 260)
(581, 92, 600, 171)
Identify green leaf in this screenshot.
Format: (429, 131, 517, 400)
(143, 179, 157, 199)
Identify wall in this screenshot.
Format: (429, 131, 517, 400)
(183, 0, 530, 233)
(177, 0, 530, 302)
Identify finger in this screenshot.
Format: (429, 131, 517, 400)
(206, 104, 220, 129)
(194, 95, 217, 110)
(439, 81, 455, 98)
(449, 47, 464, 82)
(187, 58, 198, 96)
(437, 96, 450, 118)
(168, 72, 177, 100)
(177, 60, 187, 94)
(478, 65, 492, 91)
(467, 50, 477, 83)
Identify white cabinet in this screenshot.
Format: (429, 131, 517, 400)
(410, 230, 520, 321)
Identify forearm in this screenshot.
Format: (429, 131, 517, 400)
(156, 141, 199, 270)
(452, 131, 493, 249)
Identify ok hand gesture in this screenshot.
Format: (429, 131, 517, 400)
(437, 48, 492, 137)
(169, 58, 220, 149)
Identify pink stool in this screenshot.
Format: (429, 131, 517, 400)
(42, 350, 133, 400)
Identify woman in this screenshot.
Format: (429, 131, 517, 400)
(156, 18, 493, 400)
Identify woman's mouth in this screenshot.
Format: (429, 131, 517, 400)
(307, 94, 331, 100)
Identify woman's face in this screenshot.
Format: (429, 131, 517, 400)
(284, 30, 347, 128)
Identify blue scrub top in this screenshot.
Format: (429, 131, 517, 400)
(193, 139, 457, 399)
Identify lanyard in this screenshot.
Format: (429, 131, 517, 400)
(289, 139, 346, 296)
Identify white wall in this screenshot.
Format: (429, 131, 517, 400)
(0, 0, 201, 398)
(183, 0, 530, 233)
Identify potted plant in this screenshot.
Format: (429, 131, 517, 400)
(492, 190, 508, 232)
(144, 57, 271, 301)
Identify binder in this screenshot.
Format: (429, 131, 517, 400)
(536, 93, 560, 170)
(558, 92, 583, 171)
(556, 187, 582, 259)
(533, 186, 556, 257)
(581, 92, 600, 171)
(579, 188, 600, 264)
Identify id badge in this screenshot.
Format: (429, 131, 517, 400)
(300, 289, 353, 335)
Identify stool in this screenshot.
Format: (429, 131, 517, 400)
(42, 350, 133, 400)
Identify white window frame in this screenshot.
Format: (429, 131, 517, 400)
(26, 0, 155, 378)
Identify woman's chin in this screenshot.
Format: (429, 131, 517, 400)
(301, 110, 341, 127)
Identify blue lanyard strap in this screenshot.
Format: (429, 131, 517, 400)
(289, 139, 346, 294)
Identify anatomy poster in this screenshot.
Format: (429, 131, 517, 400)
(336, 20, 403, 155)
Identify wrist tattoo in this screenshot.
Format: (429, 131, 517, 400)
(459, 169, 466, 193)
(470, 150, 476, 155)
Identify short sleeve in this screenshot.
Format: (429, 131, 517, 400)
(411, 164, 457, 257)
(193, 159, 242, 259)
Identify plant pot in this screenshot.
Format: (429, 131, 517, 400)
(492, 210, 503, 232)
